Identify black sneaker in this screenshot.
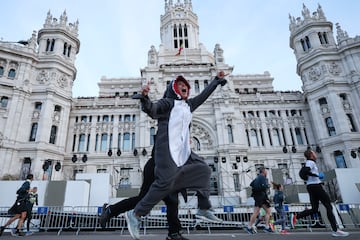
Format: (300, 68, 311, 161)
(166, 232, 189, 240)
(0, 226, 5, 236)
(99, 203, 111, 229)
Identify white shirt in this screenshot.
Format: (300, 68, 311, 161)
(305, 160, 321, 185)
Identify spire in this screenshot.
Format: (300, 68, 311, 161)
(336, 23, 349, 43)
(301, 4, 311, 20)
(289, 4, 329, 34)
(42, 10, 79, 37)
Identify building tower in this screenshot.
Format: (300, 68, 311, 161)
(289, 4, 360, 171)
(0, 10, 80, 180)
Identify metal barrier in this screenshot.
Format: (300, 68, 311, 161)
(0, 203, 359, 235)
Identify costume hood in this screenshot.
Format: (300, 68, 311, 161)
(163, 76, 190, 100)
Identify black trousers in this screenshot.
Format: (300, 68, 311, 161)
(108, 157, 181, 234)
(297, 183, 337, 231)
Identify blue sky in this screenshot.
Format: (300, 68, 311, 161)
(1, 1, 359, 97)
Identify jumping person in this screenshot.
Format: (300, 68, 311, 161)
(125, 71, 227, 239)
(100, 146, 188, 240)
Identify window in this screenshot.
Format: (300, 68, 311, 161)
(46, 39, 51, 51)
(325, 117, 336, 136)
(72, 135, 76, 152)
(81, 116, 87, 122)
(1, 96, 9, 108)
(8, 69, 16, 78)
(319, 97, 327, 105)
(272, 128, 281, 146)
(35, 102, 42, 110)
(20, 158, 32, 180)
(86, 134, 90, 151)
(95, 134, 99, 151)
(195, 80, 199, 93)
(191, 137, 201, 151)
(295, 128, 303, 144)
(173, 23, 189, 49)
(103, 115, 109, 122)
(334, 151, 347, 168)
(132, 133, 135, 150)
(29, 123, 38, 141)
(100, 133, 108, 152)
(117, 133, 121, 149)
(227, 125, 234, 143)
(233, 173, 240, 191)
(78, 134, 86, 152)
(150, 127, 156, 145)
(123, 132, 130, 151)
(204, 80, 208, 88)
(346, 114, 357, 132)
(318, 32, 328, 44)
(124, 115, 131, 122)
(0, 66, 4, 76)
(97, 168, 107, 173)
(249, 129, 259, 147)
(49, 125, 57, 144)
(63, 42, 67, 55)
(67, 45, 71, 57)
(300, 36, 311, 51)
(50, 39, 55, 51)
(54, 105, 61, 112)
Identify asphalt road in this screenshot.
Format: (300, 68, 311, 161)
(1, 230, 359, 240)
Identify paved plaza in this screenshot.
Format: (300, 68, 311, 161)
(1, 229, 359, 240)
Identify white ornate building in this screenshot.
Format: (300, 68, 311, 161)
(1, 1, 359, 204)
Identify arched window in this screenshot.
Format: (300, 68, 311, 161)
(8, 69, 16, 78)
(318, 32, 328, 44)
(67, 45, 71, 57)
(0, 66, 4, 76)
(305, 36, 311, 49)
(46, 39, 51, 51)
(50, 39, 55, 51)
(1, 96, 9, 108)
(29, 123, 38, 141)
(49, 125, 57, 144)
(63, 42, 67, 55)
(191, 137, 201, 151)
(325, 117, 336, 136)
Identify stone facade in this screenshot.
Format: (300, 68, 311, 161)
(1, 2, 359, 204)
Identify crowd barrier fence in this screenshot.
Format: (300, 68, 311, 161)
(0, 203, 359, 235)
